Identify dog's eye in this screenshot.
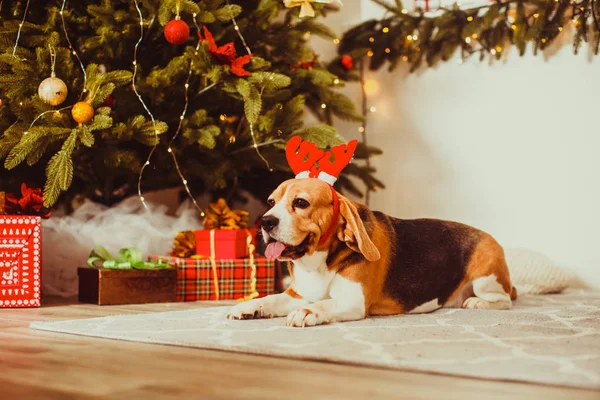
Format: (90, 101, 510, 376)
(292, 198, 310, 209)
(267, 199, 275, 208)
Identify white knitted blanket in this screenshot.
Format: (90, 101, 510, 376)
(505, 248, 577, 294)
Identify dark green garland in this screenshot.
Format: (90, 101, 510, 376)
(333, 0, 599, 73)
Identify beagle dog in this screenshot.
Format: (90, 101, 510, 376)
(227, 177, 517, 327)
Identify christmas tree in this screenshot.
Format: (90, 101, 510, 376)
(0, 0, 383, 210)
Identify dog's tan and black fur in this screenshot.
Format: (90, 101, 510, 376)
(228, 178, 516, 327)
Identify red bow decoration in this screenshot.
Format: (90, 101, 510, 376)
(291, 54, 318, 70)
(285, 136, 357, 185)
(5, 183, 52, 219)
(198, 26, 252, 77)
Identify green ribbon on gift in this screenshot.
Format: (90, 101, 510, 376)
(87, 246, 171, 270)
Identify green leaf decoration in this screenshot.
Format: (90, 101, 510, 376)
(44, 129, 78, 207)
(79, 125, 95, 147)
(236, 79, 262, 125)
(291, 124, 344, 148)
(213, 4, 242, 21)
(197, 125, 221, 149)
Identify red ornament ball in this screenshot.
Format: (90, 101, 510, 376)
(164, 19, 190, 45)
(102, 95, 115, 108)
(340, 55, 354, 71)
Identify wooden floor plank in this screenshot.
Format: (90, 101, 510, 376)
(0, 297, 598, 399)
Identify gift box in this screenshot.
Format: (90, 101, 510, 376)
(77, 267, 177, 306)
(150, 255, 276, 301)
(195, 228, 257, 259)
(0, 215, 42, 308)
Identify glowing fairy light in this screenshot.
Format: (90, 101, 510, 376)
(60, 0, 87, 100)
(226, 0, 271, 170)
(12, 0, 30, 57)
(132, 0, 161, 211)
(166, 15, 218, 217)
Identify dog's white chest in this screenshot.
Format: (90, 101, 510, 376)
(291, 251, 334, 302)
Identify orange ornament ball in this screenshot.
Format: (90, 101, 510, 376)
(164, 19, 190, 45)
(72, 101, 94, 125)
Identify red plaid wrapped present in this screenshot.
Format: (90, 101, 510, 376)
(0, 215, 42, 308)
(149, 255, 276, 301)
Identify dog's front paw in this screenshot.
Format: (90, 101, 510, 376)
(227, 300, 266, 320)
(286, 307, 324, 327)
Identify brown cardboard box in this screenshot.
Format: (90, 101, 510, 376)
(78, 268, 177, 305)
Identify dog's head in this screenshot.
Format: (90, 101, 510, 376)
(261, 178, 380, 262)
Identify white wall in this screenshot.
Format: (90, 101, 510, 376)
(354, 1, 600, 287)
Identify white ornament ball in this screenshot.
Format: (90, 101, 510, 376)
(38, 76, 68, 106)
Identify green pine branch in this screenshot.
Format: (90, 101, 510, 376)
(335, 0, 600, 73)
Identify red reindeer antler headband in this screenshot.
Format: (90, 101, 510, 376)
(285, 136, 358, 185)
(285, 136, 358, 246)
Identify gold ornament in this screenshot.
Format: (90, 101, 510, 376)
(283, 0, 342, 18)
(169, 231, 196, 258)
(71, 101, 94, 125)
(38, 76, 68, 106)
(202, 198, 249, 230)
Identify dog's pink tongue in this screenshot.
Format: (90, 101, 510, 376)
(265, 241, 286, 259)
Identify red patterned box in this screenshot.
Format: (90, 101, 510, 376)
(195, 229, 257, 259)
(0, 215, 41, 308)
(149, 255, 275, 301)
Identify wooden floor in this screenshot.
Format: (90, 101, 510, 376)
(1, 298, 598, 400)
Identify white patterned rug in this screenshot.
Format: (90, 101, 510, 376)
(31, 289, 600, 390)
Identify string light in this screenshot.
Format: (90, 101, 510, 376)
(133, 0, 161, 212)
(25, 106, 72, 135)
(472, 33, 478, 39)
(401, 9, 408, 14)
(333, 38, 340, 44)
(369, 37, 375, 42)
(367, 50, 374, 57)
(166, 15, 218, 217)
(333, 78, 340, 85)
(533, 13, 539, 18)
(382, 27, 389, 33)
(12, 0, 30, 57)
(490, 49, 497, 55)
(363, 79, 379, 95)
(467, 16, 473, 22)
(406, 35, 412, 40)
(226, 0, 271, 171)
(321, 103, 327, 109)
(465, 37, 472, 43)
(369, 106, 376, 113)
(60, 0, 87, 100)
(412, 34, 418, 40)
(385, 48, 391, 53)
(358, 127, 365, 133)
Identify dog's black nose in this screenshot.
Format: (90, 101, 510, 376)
(261, 215, 279, 232)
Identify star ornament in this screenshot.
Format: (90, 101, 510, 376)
(198, 26, 252, 77)
(283, 0, 342, 18)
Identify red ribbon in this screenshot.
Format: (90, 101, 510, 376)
(318, 185, 339, 246)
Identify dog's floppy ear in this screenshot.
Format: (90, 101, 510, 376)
(337, 196, 381, 262)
